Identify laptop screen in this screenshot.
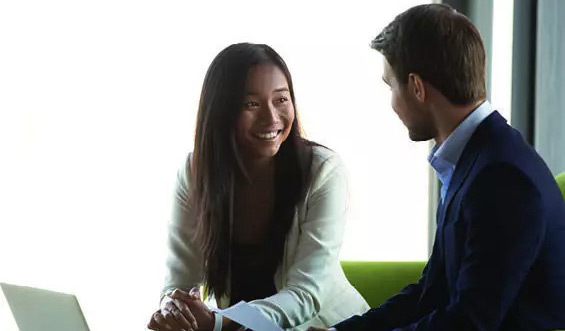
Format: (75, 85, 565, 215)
(0, 283, 90, 331)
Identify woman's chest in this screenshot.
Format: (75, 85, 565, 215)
(232, 186, 274, 243)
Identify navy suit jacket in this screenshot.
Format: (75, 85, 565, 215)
(336, 112, 565, 330)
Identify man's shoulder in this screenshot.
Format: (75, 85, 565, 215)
(469, 115, 547, 181)
(461, 121, 561, 208)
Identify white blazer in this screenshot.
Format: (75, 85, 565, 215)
(162, 146, 369, 330)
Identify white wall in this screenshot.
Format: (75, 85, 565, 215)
(0, 1, 429, 329)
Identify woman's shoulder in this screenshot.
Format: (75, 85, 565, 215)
(309, 142, 343, 170)
(307, 142, 346, 182)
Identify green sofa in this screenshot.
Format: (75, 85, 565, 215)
(340, 261, 425, 308)
(556, 172, 565, 200)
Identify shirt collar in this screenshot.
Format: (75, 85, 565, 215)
(427, 101, 494, 201)
(428, 100, 494, 167)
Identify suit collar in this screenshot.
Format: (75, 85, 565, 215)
(421, 111, 508, 302)
(439, 111, 507, 225)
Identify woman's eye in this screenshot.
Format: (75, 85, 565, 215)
(276, 97, 289, 104)
(244, 101, 259, 108)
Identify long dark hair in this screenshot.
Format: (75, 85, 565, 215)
(191, 43, 312, 298)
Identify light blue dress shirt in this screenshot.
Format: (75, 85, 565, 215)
(428, 101, 495, 202)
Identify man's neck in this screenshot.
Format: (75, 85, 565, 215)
(433, 99, 485, 145)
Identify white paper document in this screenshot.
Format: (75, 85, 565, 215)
(216, 301, 284, 331)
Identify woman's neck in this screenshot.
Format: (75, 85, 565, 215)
(239, 156, 275, 186)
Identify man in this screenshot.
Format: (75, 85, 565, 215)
(311, 4, 565, 331)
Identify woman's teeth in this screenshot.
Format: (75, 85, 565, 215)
(254, 131, 279, 140)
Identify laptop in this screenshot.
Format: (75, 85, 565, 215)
(0, 283, 90, 331)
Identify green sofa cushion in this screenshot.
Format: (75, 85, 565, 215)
(555, 172, 565, 201)
(341, 261, 425, 308)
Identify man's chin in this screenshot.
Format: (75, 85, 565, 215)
(408, 130, 433, 142)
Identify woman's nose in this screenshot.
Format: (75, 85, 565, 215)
(260, 102, 279, 122)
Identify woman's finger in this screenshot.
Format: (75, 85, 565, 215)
(170, 305, 194, 331)
(146, 311, 161, 330)
(170, 288, 199, 302)
(188, 287, 201, 300)
(174, 299, 199, 330)
(151, 311, 173, 330)
(162, 307, 184, 330)
(164, 298, 193, 330)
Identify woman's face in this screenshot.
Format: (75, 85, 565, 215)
(236, 64, 295, 161)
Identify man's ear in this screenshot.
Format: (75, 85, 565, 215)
(408, 73, 426, 103)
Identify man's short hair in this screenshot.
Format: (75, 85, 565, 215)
(372, 3, 486, 105)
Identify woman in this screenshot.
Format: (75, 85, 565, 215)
(147, 43, 368, 331)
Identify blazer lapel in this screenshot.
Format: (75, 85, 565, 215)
(419, 112, 509, 310)
(439, 112, 494, 226)
(419, 113, 500, 304)
(419, 149, 480, 308)
(440, 150, 479, 225)
(440, 111, 506, 224)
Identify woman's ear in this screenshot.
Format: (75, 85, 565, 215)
(408, 73, 426, 103)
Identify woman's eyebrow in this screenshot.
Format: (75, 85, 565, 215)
(245, 87, 289, 95)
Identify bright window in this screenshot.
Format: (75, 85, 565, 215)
(491, 0, 514, 121)
(0, 1, 429, 330)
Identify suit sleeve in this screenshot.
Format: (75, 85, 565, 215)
(334, 264, 429, 330)
(392, 163, 545, 331)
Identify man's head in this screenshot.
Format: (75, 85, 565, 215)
(375, 4, 486, 141)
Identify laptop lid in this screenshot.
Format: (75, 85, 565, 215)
(0, 283, 90, 331)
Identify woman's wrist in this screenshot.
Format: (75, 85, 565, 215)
(221, 315, 243, 331)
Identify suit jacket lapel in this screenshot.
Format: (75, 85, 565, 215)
(420, 150, 480, 308)
(440, 149, 480, 225)
(439, 111, 498, 226)
(419, 112, 503, 304)
(440, 111, 505, 222)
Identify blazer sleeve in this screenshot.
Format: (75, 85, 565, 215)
(161, 154, 204, 300)
(334, 266, 428, 330)
(392, 163, 545, 331)
(248, 153, 351, 328)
